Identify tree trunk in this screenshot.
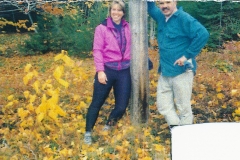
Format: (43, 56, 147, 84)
(149, 18, 156, 49)
(129, 0, 149, 125)
(28, 12, 38, 33)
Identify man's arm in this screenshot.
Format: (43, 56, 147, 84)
(147, 1, 163, 23)
(184, 19, 209, 59)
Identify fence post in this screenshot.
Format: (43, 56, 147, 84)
(129, 0, 149, 124)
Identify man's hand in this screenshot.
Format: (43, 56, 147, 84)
(98, 71, 108, 84)
(174, 56, 187, 66)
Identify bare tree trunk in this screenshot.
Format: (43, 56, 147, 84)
(129, 0, 149, 125)
(149, 18, 156, 49)
(28, 12, 38, 33)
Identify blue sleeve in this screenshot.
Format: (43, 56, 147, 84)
(184, 18, 209, 59)
(147, 2, 163, 23)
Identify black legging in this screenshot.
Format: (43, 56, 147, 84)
(85, 67, 131, 132)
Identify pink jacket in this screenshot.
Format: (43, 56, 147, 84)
(93, 17, 131, 72)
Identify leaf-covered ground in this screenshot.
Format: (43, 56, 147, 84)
(0, 34, 240, 159)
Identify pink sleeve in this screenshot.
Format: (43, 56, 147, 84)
(93, 25, 105, 72)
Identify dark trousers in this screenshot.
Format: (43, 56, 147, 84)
(85, 67, 131, 132)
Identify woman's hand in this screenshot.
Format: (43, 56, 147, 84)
(98, 71, 108, 84)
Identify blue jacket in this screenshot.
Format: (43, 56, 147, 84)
(147, 2, 209, 77)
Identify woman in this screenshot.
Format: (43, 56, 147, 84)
(84, 0, 131, 145)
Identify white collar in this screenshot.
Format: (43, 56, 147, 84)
(165, 8, 178, 22)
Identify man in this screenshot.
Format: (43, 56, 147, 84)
(147, 1, 209, 128)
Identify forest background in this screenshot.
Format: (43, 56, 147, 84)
(0, 1, 240, 159)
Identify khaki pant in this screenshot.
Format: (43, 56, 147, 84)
(157, 71, 194, 126)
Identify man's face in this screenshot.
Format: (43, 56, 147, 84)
(158, 0, 177, 17)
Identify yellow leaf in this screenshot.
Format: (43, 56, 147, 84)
(144, 129, 151, 137)
(34, 130, 42, 141)
(231, 89, 238, 96)
(29, 94, 36, 103)
(32, 80, 40, 94)
(122, 140, 130, 147)
(77, 115, 83, 120)
(68, 149, 73, 156)
(73, 95, 80, 101)
(115, 145, 123, 152)
(43, 156, 54, 160)
(235, 108, 240, 115)
(47, 89, 59, 105)
(222, 103, 227, 109)
(143, 157, 152, 160)
(135, 138, 139, 144)
(46, 79, 52, 83)
(24, 63, 32, 72)
(48, 110, 58, 121)
(53, 65, 64, 80)
(37, 113, 45, 123)
(116, 134, 122, 141)
(23, 72, 34, 85)
(59, 148, 68, 157)
(211, 110, 217, 117)
(155, 136, 161, 142)
(216, 86, 222, 92)
(26, 103, 34, 112)
(7, 95, 14, 101)
(137, 148, 142, 154)
(86, 96, 92, 103)
(54, 52, 64, 61)
(55, 105, 66, 117)
(62, 55, 74, 67)
(36, 94, 47, 114)
(26, 116, 34, 127)
(57, 78, 69, 88)
(61, 50, 67, 54)
(191, 99, 196, 105)
(75, 60, 83, 67)
(18, 108, 29, 120)
(20, 120, 29, 128)
(33, 70, 38, 77)
(216, 81, 223, 87)
(217, 93, 224, 99)
(13, 100, 19, 104)
(234, 117, 239, 121)
(5, 102, 13, 107)
(77, 101, 87, 110)
(198, 94, 203, 99)
(199, 84, 206, 91)
(46, 89, 55, 96)
(100, 131, 108, 136)
(44, 124, 54, 131)
(97, 147, 104, 155)
(233, 101, 240, 107)
(117, 122, 123, 127)
(24, 91, 30, 98)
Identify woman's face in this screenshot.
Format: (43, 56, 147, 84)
(110, 4, 124, 24)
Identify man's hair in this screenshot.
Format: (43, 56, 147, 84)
(108, 0, 126, 18)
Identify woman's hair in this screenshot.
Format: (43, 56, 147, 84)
(108, 0, 126, 18)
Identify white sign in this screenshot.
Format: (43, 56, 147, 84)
(171, 123, 240, 160)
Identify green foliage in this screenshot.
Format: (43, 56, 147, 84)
(197, 2, 240, 49)
(214, 60, 233, 72)
(19, 2, 108, 57)
(179, 1, 240, 49)
(0, 59, 5, 67)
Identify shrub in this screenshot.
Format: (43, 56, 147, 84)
(19, 3, 108, 57)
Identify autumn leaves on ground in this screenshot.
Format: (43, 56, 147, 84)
(0, 34, 240, 160)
